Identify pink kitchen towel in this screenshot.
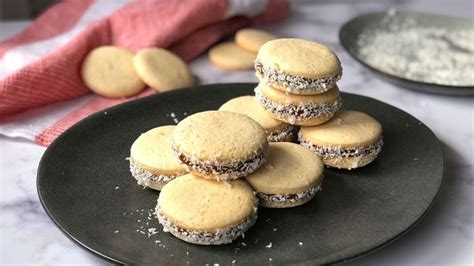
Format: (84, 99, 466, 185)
(0, 0, 289, 146)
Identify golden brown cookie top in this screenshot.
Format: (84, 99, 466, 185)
(174, 111, 267, 161)
(246, 142, 323, 194)
(218, 96, 287, 133)
(130, 125, 185, 176)
(81, 46, 145, 98)
(235, 28, 276, 53)
(134, 47, 194, 92)
(299, 110, 383, 148)
(256, 38, 342, 79)
(158, 174, 257, 231)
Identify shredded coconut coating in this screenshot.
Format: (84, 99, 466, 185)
(128, 158, 181, 187)
(298, 133, 384, 160)
(156, 205, 257, 245)
(255, 89, 342, 124)
(173, 146, 267, 180)
(255, 60, 342, 94)
(267, 125, 297, 142)
(256, 184, 321, 204)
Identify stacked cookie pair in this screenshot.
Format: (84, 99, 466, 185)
(129, 110, 324, 245)
(253, 38, 383, 169)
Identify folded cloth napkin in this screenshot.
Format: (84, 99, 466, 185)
(0, 0, 289, 146)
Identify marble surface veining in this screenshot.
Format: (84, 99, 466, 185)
(1, 0, 473, 265)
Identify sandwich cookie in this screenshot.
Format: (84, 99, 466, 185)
(255, 82, 342, 126)
(246, 142, 324, 208)
(235, 28, 276, 53)
(134, 47, 194, 92)
(298, 110, 383, 169)
(255, 38, 342, 95)
(173, 111, 268, 180)
(219, 96, 296, 142)
(156, 174, 258, 245)
(81, 46, 145, 98)
(209, 42, 256, 70)
(129, 126, 186, 190)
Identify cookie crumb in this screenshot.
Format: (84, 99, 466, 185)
(299, 242, 303, 246)
(266, 242, 272, 248)
(115, 186, 120, 190)
(114, 230, 119, 233)
(414, 158, 419, 160)
(273, 228, 277, 231)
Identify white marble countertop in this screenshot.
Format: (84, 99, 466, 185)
(1, 0, 473, 265)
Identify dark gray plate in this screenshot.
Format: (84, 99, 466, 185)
(37, 83, 444, 265)
(339, 11, 474, 96)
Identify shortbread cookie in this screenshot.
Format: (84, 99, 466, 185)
(255, 82, 342, 126)
(81, 46, 145, 98)
(235, 28, 276, 53)
(208, 42, 256, 70)
(255, 38, 342, 95)
(219, 96, 296, 142)
(134, 47, 194, 92)
(129, 126, 186, 190)
(156, 174, 258, 245)
(298, 110, 383, 169)
(246, 142, 324, 208)
(173, 111, 268, 180)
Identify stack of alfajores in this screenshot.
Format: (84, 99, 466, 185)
(254, 38, 383, 170)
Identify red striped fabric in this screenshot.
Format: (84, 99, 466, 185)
(0, 0, 289, 146)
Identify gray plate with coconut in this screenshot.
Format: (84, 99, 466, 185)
(339, 10, 474, 96)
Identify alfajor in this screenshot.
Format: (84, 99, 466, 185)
(246, 142, 324, 208)
(298, 110, 383, 169)
(255, 38, 342, 95)
(255, 82, 342, 126)
(173, 111, 268, 180)
(156, 174, 258, 245)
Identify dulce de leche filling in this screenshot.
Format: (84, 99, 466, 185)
(256, 183, 321, 204)
(255, 60, 342, 93)
(173, 146, 267, 179)
(255, 88, 342, 124)
(298, 133, 384, 159)
(267, 124, 297, 142)
(156, 204, 257, 245)
(128, 158, 182, 187)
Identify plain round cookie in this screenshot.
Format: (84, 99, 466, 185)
(134, 48, 194, 92)
(299, 110, 383, 169)
(156, 174, 258, 245)
(218, 96, 296, 142)
(209, 42, 256, 70)
(235, 28, 276, 53)
(255, 38, 342, 95)
(129, 125, 186, 190)
(246, 142, 324, 208)
(173, 111, 268, 180)
(81, 46, 145, 98)
(255, 82, 342, 126)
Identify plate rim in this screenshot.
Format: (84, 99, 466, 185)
(339, 10, 474, 96)
(36, 83, 445, 264)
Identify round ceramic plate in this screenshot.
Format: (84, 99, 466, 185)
(37, 83, 444, 265)
(339, 11, 474, 96)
